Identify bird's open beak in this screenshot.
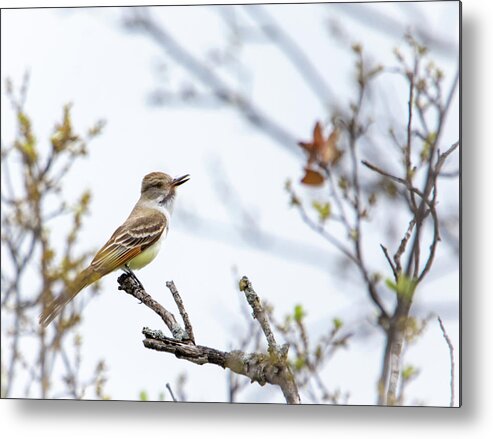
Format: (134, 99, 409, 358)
(172, 174, 190, 187)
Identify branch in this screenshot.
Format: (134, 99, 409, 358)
(117, 273, 190, 342)
(166, 281, 196, 345)
(333, 3, 458, 58)
(287, 179, 389, 320)
(237, 276, 300, 404)
(143, 328, 300, 403)
(243, 4, 335, 107)
(393, 218, 416, 274)
(119, 273, 300, 404)
(239, 276, 278, 353)
(437, 316, 455, 407)
(166, 382, 178, 402)
(361, 159, 426, 201)
(125, 8, 300, 156)
(380, 244, 397, 280)
(435, 141, 459, 176)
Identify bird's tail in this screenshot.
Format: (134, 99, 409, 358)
(39, 267, 101, 327)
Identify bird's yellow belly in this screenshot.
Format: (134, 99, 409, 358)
(126, 239, 162, 270)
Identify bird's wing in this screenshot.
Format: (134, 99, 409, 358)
(90, 210, 167, 274)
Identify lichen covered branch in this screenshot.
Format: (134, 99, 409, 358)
(166, 280, 196, 344)
(119, 273, 301, 404)
(117, 273, 189, 342)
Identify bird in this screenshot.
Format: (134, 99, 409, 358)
(39, 171, 190, 327)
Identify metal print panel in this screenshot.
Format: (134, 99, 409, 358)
(1, 1, 460, 406)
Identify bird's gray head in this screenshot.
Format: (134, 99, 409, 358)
(141, 172, 190, 208)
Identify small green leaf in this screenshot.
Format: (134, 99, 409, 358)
(293, 304, 306, 323)
(417, 44, 428, 56)
(420, 132, 437, 163)
(312, 201, 331, 222)
(139, 390, 148, 401)
(385, 278, 398, 293)
(294, 356, 306, 371)
(349, 229, 358, 241)
(402, 365, 419, 381)
(386, 275, 417, 300)
(383, 180, 398, 198)
(396, 274, 418, 300)
(333, 318, 343, 330)
(338, 176, 349, 190)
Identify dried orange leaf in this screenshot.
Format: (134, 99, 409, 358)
(301, 168, 324, 186)
(320, 127, 343, 166)
(299, 121, 343, 167)
(313, 121, 324, 147)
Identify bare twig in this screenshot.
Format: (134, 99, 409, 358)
(321, 165, 352, 231)
(394, 218, 417, 274)
(333, 3, 458, 58)
(361, 160, 426, 200)
(166, 382, 178, 402)
(117, 273, 190, 342)
(125, 8, 300, 156)
(438, 169, 460, 179)
(142, 326, 300, 404)
(437, 316, 455, 407)
(404, 59, 418, 212)
(288, 191, 358, 265)
(287, 175, 389, 320)
(435, 141, 459, 175)
(380, 244, 398, 280)
(239, 276, 278, 353)
(166, 281, 196, 344)
(120, 274, 300, 404)
(243, 4, 335, 107)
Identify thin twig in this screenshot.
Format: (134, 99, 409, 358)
(404, 59, 418, 211)
(414, 143, 459, 282)
(293, 196, 359, 265)
(243, 4, 335, 107)
(380, 244, 398, 280)
(120, 274, 300, 404)
(417, 201, 440, 282)
(166, 382, 178, 402)
(404, 71, 458, 279)
(438, 169, 460, 179)
(437, 316, 455, 407)
(239, 276, 278, 353)
(393, 218, 417, 274)
(238, 276, 300, 404)
(166, 281, 196, 344)
(322, 165, 352, 231)
(126, 9, 300, 156)
(435, 141, 459, 175)
(361, 160, 426, 200)
(117, 273, 189, 342)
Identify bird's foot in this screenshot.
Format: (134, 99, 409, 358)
(122, 265, 144, 290)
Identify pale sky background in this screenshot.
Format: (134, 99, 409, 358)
(1, 2, 459, 406)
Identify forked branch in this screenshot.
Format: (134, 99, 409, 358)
(117, 273, 301, 404)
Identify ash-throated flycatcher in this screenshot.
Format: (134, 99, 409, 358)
(39, 171, 190, 327)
